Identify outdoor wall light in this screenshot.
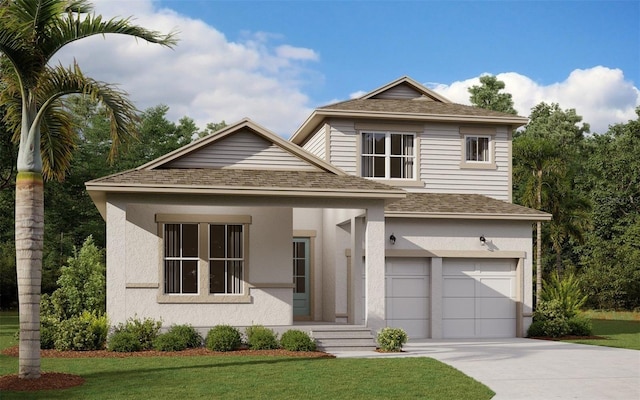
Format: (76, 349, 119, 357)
(389, 233, 396, 245)
(480, 235, 486, 244)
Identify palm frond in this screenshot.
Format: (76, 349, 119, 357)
(39, 100, 75, 181)
(36, 62, 139, 162)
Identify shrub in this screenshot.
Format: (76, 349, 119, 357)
(53, 312, 108, 351)
(568, 316, 593, 336)
(205, 325, 242, 352)
(153, 325, 202, 351)
(526, 320, 546, 338)
(531, 299, 570, 338)
(109, 317, 162, 351)
(40, 316, 58, 350)
(540, 271, 588, 319)
(245, 325, 279, 350)
(280, 329, 316, 352)
(108, 331, 142, 352)
(377, 327, 408, 352)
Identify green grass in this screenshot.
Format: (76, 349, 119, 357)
(0, 312, 493, 399)
(565, 317, 640, 350)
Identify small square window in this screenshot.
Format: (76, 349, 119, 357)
(465, 135, 490, 162)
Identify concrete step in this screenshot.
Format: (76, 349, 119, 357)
(310, 327, 376, 352)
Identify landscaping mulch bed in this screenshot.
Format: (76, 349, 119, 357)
(531, 335, 607, 341)
(0, 346, 333, 392)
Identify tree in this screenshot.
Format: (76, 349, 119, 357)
(0, 0, 175, 379)
(468, 75, 518, 115)
(513, 102, 589, 305)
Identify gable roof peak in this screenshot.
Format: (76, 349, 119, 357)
(361, 76, 452, 103)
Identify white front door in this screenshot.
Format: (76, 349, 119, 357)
(293, 238, 310, 318)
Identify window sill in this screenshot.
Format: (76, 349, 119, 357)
(459, 161, 497, 170)
(156, 294, 252, 304)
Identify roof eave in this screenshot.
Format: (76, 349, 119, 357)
(385, 211, 552, 221)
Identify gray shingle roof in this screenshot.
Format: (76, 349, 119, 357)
(385, 192, 550, 219)
(88, 168, 404, 195)
(320, 98, 524, 119)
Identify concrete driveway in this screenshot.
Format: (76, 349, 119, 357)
(332, 338, 640, 400)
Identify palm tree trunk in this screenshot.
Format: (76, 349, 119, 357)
(15, 171, 44, 379)
(536, 169, 543, 307)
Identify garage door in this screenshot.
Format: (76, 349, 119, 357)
(385, 258, 430, 339)
(443, 259, 516, 338)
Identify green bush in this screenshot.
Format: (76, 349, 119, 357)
(108, 331, 142, 352)
(40, 316, 58, 349)
(205, 325, 242, 352)
(279, 329, 316, 352)
(245, 325, 279, 350)
(153, 325, 202, 351)
(531, 299, 570, 337)
(109, 317, 162, 351)
(540, 271, 588, 319)
(567, 316, 593, 336)
(53, 312, 108, 351)
(526, 320, 546, 337)
(377, 327, 408, 352)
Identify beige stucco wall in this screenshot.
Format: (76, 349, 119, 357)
(106, 194, 294, 328)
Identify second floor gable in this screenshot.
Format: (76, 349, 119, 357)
(290, 76, 528, 202)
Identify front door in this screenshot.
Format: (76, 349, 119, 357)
(293, 238, 310, 318)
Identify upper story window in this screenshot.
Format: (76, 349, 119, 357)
(465, 135, 491, 162)
(362, 132, 415, 179)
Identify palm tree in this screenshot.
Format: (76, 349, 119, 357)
(513, 134, 564, 306)
(0, 0, 176, 379)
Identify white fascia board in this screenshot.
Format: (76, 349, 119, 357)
(385, 211, 552, 221)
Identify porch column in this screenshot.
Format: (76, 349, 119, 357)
(364, 204, 385, 334)
(430, 257, 443, 339)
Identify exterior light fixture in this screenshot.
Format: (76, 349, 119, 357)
(389, 233, 396, 245)
(480, 235, 486, 244)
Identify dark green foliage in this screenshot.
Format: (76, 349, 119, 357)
(245, 325, 279, 350)
(205, 325, 242, 352)
(39, 316, 57, 349)
(540, 272, 588, 318)
(153, 325, 202, 351)
(108, 331, 142, 352)
(567, 316, 593, 336)
(279, 329, 316, 352)
(109, 317, 162, 351)
(526, 321, 546, 338)
(376, 327, 408, 352)
(468, 75, 518, 115)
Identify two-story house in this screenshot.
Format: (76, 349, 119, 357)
(86, 76, 550, 340)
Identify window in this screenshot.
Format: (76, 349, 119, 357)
(465, 135, 490, 162)
(362, 132, 414, 179)
(209, 224, 244, 294)
(164, 223, 199, 294)
(158, 214, 250, 301)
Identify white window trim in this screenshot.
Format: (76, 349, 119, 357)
(156, 214, 251, 304)
(360, 130, 418, 181)
(208, 223, 245, 296)
(460, 127, 497, 170)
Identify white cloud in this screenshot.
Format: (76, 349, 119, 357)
(52, 0, 319, 136)
(430, 67, 640, 134)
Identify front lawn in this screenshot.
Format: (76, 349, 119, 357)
(0, 312, 493, 399)
(556, 310, 640, 350)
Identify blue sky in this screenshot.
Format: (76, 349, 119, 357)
(63, 0, 639, 135)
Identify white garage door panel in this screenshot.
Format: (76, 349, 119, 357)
(387, 297, 428, 319)
(389, 276, 428, 297)
(477, 319, 516, 337)
(443, 298, 475, 319)
(385, 258, 430, 339)
(479, 297, 515, 319)
(443, 258, 517, 339)
(443, 278, 475, 297)
(443, 320, 475, 338)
